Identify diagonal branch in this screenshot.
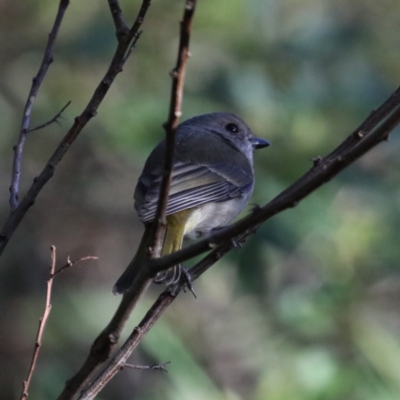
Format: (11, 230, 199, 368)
(79, 87, 400, 397)
(149, 87, 400, 275)
(107, 0, 129, 38)
(9, 0, 70, 212)
(75, 241, 239, 400)
(26, 101, 71, 134)
(78, 289, 178, 400)
(0, 0, 151, 258)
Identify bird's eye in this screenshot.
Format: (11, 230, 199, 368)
(225, 123, 239, 133)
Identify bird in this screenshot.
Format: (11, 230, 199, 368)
(113, 112, 270, 295)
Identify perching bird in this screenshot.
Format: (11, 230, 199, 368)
(113, 112, 270, 295)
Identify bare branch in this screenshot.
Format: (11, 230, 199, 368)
(149, 88, 400, 275)
(0, 0, 151, 258)
(121, 30, 143, 64)
(52, 255, 98, 278)
(151, 0, 198, 258)
(78, 290, 179, 400)
(56, 8, 199, 397)
(76, 239, 235, 400)
(19, 246, 57, 400)
(26, 101, 71, 134)
(80, 240, 230, 400)
(19, 246, 96, 400)
(123, 361, 170, 372)
(107, 0, 129, 38)
(9, 0, 70, 212)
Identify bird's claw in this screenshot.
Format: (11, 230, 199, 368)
(180, 266, 197, 299)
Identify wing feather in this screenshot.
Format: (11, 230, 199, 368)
(135, 161, 253, 223)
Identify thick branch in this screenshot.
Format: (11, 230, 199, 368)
(78, 239, 230, 400)
(78, 290, 177, 399)
(149, 88, 400, 274)
(0, 0, 151, 258)
(107, 0, 129, 38)
(9, 0, 70, 211)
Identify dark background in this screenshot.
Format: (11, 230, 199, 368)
(1, 1, 400, 399)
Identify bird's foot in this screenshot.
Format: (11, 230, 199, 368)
(153, 264, 196, 298)
(153, 264, 181, 285)
(180, 266, 197, 299)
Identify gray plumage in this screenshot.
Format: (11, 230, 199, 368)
(134, 112, 269, 238)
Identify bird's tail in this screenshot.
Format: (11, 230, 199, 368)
(112, 224, 153, 295)
(152, 211, 187, 285)
(112, 209, 192, 295)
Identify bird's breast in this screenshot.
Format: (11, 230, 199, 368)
(183, 196, 250, 240)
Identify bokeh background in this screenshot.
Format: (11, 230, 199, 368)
(1, 0, 400, 399)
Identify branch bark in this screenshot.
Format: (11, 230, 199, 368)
(0, 0, 151, 258)
(19, 247, 57, 400)
(20, 247, 97, 400)
(148, 87, 400, 274)
(78, 290, 177, 399)
(107, 0, 129, 37)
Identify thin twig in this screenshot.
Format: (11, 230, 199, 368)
(26, 101, 71, 133)
(19, 246, 57, 400)
(9, 0, 70, 212)
(0, 0, 151, 258)
(123, 361, 170, 372)
(19, 247, 97, 400)
(151, 0, 198, 258)
(122, 30, 143, 64)
(52, 255, 99, 278)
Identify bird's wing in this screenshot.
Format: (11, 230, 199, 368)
(135, 161, 253, 223)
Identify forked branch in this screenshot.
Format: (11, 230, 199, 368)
(9, 0, 70, 212)
(20, 247, 97, 400)
(0, 0, 151, 258)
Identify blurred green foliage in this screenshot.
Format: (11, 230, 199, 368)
(1, 0, 400, 399)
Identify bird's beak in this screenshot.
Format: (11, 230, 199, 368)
(250, 137, 270, 149)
